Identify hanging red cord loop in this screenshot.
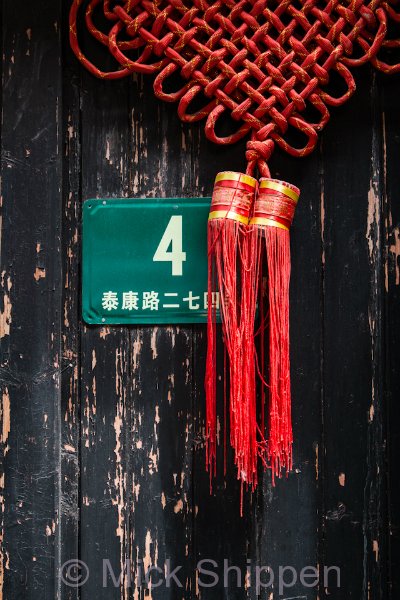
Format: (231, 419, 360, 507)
(245, 138, 274, 178)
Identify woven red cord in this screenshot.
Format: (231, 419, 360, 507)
(70, 0, 400, 170)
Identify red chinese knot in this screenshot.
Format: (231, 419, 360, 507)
(70, 0, 400, 171)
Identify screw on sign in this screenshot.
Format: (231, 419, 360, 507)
(69, 0, 400, 511)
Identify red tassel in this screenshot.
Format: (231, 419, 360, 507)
(249, 178, 300, 483)
(205, 171, 256, 488)
(205, 172, 300, 504)
(239, 215, 265, 490)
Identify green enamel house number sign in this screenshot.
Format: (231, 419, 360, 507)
(82, 197, 219, 325)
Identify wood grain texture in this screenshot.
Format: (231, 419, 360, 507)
(60, 4, 81, 599)
(380, 68, 400, 599)
(0, 3, 398, 600)
(0, 2, 63, 598)
(320, 68, 387, 599)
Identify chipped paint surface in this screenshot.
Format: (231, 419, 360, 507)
(1, 391, 10, 451)
(373, 540, 379, 562)
(33, 266, 46, 281)
(132, 337, 143, 371)
(365, 170, 381, 415)
(0, 273, 12, 339)
(0, 388, 11, 597)
(148, 404, 160, 475)
(366, 181, 381, 261)
(386, 211, 400, 289)
(382, 112, 400, 289)
(389, 225, 400, 286)
(113, 347, 128, 599)
(174, 499, 183, 514)
(150, 327, 158, 360)
(369, 403, 375, 422)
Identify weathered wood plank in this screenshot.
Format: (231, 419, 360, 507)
(0, 3, 63, 598)
(77, 63, 196, 599)
(380, 69, 400, 599)
(362, 73, 387, 600)
(321, 67, 387, 599)
(126, 74, 195, 600)
(60, 3, 82, 599)
(79, 63, 133, 600)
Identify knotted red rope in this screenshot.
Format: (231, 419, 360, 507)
(70, 0, 400, 505)
(70, 0, 400, 175)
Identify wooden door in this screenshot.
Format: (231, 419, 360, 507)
(0, 2, 399, 599)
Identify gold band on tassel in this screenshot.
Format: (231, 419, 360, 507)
(209, 210, 249, 224)
(259, 179, 299, 203)
(215, 171, 257, 188)
(249, 216, 289, 230)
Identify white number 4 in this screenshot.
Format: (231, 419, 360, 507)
(153, 215, 186, 276)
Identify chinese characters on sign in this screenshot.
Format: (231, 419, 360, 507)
(102, 291, 220, 312)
